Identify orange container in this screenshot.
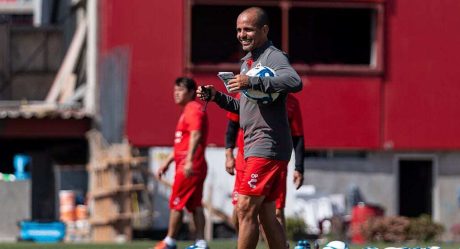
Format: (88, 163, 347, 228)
(59, 190, 77, 223)
(60, 205, 76, 222)
(75, 205, 88, 220)
(350, 203, 384, 244)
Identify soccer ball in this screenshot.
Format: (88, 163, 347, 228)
(243, 65, 279, 104)
(323, 241, 349, 249)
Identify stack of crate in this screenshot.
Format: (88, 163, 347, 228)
(59, 190, 90, 242)
(86, 131, 147, 242)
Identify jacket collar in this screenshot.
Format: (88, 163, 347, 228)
(241, 40, 272, 62)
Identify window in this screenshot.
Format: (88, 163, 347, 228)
(0, 14, 33, 25)
(187, 1, 384, 75)
(290, 7, 373, 65)
(189, 4, 281, 69)
(305, 150, 368, 159)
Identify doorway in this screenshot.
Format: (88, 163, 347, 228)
(398, 159, 433, 217)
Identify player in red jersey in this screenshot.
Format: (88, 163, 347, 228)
(277, 94, 305, 227)
(224, 94, 245, 229)
(225, 94, 305, 244)
(153, 77, 209, 249)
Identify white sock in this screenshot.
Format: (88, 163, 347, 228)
(196, 239, 207, 247)
(164, 236, 176, 246)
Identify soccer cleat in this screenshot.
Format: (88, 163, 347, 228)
(153, 241, 177, 249)
(294, 240, 310, 249)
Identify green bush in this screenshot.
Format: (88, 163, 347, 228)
(286, 217, 308, 241)
(361, 216, 411, 243)
(361, 215, 444, 243)
(408, 214, 444, 242)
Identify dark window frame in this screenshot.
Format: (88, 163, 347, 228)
(185, 0, 385, 76)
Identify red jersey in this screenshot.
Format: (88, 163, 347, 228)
(226, 93, 244, 155)
(226, 111, 244, 154)
(174, 100, 208, 173)
(286, 94, 304, 136)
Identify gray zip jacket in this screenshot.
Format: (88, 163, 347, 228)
(215, 41, 302, 161)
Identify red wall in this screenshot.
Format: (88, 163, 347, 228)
(100, 0, 184, 146)
(100, 1, 460, 150)
(383, 0, 460, 150)
(299, 76, 382, 149)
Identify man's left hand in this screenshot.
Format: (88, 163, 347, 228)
(184, 161, 193, 178)
(293, 170, 304, 190)
(227, 74, 250, 92)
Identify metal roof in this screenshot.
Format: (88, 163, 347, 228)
(0, 101, 92, 120)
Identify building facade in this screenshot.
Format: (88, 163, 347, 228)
(100, 0, 460, 239)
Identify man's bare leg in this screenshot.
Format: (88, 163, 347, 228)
(258, 208, 287, 248)
(259, 201, 287, 249)
(237, 194, 264, 249)
(192, 207, 206, 240)
(166, 209, 183, 238)
(233, 207, 239, 233)
(276, 208, 286, 231)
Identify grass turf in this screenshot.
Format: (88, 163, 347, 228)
(0, 240, 242, 249)
(0, 241, 457, 249)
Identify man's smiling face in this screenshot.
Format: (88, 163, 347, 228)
(236, 11, 268, 52)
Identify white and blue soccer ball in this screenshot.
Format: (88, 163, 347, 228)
(244, 65, 279, 104)
(323, 241, 349, 249)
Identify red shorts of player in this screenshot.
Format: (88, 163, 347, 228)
(232, 150, 245, 205)
(169, 171, 206, 212)
(275, 167, 287, 209)
(237, 157, 288, 203)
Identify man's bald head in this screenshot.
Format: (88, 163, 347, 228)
(239, 7, 269, 29)
(236, 7, 270, 51)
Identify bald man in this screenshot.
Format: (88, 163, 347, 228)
(197, 7, 303, 249)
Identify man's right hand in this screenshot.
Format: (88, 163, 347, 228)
(155, 163, 169, 179)
(197, 85, 217, 101)
(225, 148, 235, 175)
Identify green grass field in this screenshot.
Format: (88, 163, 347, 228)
(0, 241, 458, 249)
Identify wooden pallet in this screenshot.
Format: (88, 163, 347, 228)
(86, 130, 148, 242)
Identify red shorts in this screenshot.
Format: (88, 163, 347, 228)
(275, 167, 287, 209)
(170, 171, 206, 212)
(237, 157, 288, 203)
(232, 150, 245, 205)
